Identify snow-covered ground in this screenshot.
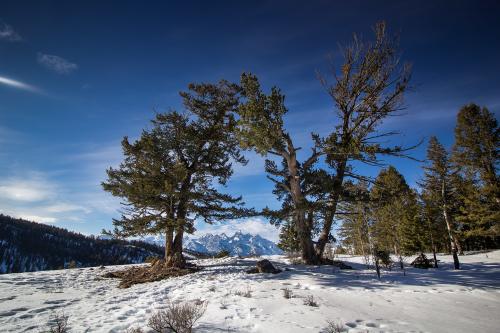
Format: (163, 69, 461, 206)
(1, 251, 499, 332)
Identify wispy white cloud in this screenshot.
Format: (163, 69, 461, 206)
(44, 203, 91, 214)
(17, 214, 57, 224)
(37, 53, 78, 74)
(232, 151, 266, 177)
(196, 217, 280, 242)
(0, 177, 55, 202)
(0, 75, 42, 93)
(0, 22, 21, 41)
(0, 172, 98, 225)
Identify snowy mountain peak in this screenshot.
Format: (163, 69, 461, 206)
(139, 232, 282, 256)
(184, 232, 282, 256)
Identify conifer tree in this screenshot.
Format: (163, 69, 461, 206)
(370, 166, 421, 270)
(236, 22, 414, 264)
(420, 136, 461, 269)
(236, 73, 324, 263)
(451, 104, 499, 243)
(277, 219, 301, 253)
(419, 191, 448, 267)
(337, 181, 372, 261)
(102, 81, 249, 268)
(314, 21, 414, 260)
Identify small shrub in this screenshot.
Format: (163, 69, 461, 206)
(325, 320, 345, 333)
(208, 286, 216, 292)
(282, 288, 293, 299)
(148, 300, 207, 333)
(43, 311, 69, 333)
(375, 250, 392, 268)
(303, 295, 318, 307)
(234, 287, 252, 298)
(219, 296, 229, 309)
(125, 328, 144, 333)
(67, 261, 77, 269)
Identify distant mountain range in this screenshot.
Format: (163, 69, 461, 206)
(0, 214, 282, 274)
(0, 214, 163, 274)
(141, 231, 283, 256)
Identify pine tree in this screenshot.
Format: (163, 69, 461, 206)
(236, 73, 324, 264)
(419, 190, 448, 267)
(370, 166, 421, 270)
(420, 136, 460, 269)
(451, 104, 499, 244)
(102, 81, 250, 268)
(236, 22, 414, 264)
(337, 181, 371, 258)
(313, 21, 414, 260)
(277, 219, 300, 253)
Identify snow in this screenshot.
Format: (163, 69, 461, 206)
(0, 251, 499, 332)
(184, 232, 283, 256)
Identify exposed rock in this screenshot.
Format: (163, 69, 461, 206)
(246, 259, 282, 274)
(332, 260, 354, 270)
(411, 253, 433, 269)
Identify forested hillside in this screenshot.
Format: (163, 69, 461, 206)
(0, 214, 163, 273)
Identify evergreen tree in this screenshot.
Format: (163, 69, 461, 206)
(420, 136, 461, 269)
(277, 219, 301, 253)
(419, 190, 448, 267)
(337, 181, 371, 258)
(370, 166, 422, 270)
(102, 81, 250, 268)
(313, 21, 414, 260)
(236, 73, 324, 264)
(236, 22, 414, 264)
(451, 104, 499, 243)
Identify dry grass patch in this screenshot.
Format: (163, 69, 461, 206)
(103, 260, 199, 288)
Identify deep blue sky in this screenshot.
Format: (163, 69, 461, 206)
(0, 1, 499, 241)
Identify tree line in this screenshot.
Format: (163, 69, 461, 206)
(103, 22, 498, 269)
(335, 104, 499, 271)
(0, 214, 164, 273)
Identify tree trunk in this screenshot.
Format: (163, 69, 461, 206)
(315, 161, 346, 259)
(442, 180, 460, 269)
(374, 254, 381, 279)
(166, 227, 185, 268)
(165, 226, 174, 259)
(427, 218, 438, 268)
(454, 235, 463, 255)
(285, 144, 319, 265)
(315, 210, 335, 259)
(433, 245, 438, 268)
(295, 210, 317, 264)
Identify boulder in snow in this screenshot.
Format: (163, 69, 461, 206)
(247, 259, 282, 274)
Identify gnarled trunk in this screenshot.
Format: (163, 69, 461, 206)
(296, 211, 317, 264)
(286, 145, 319, 265)
(164, 226, 174, 259)
(315, 160, 346, 259)
(165, 227, 185, 268)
